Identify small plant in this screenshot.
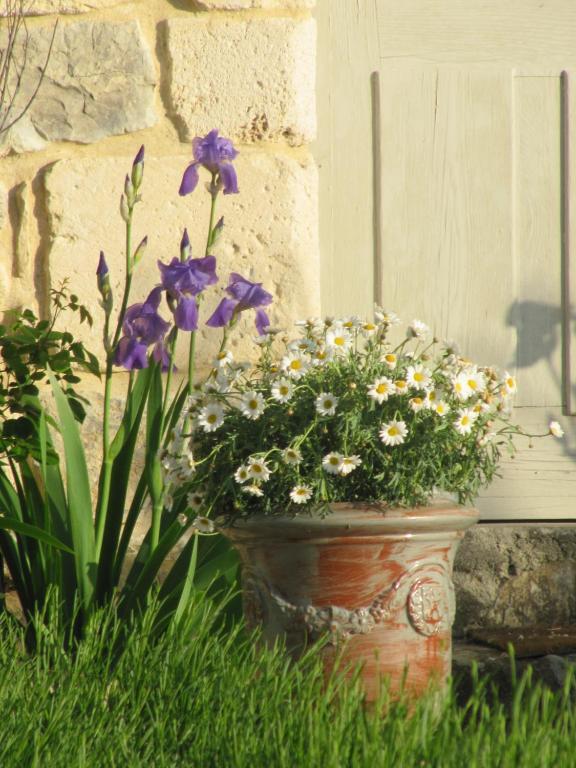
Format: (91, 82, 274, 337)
(171, 314, 564, 521)
(0, 284, 98, 460)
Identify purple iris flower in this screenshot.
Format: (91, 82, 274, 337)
(158, 255, 218, 331)
(206, 273, 272, 335)
(114, 287, 170, 370)
(179, 130, 239, 197)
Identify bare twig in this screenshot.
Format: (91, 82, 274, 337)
(0, 0, 58, 138)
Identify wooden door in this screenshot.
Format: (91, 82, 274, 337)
(316, 0, 576, 520)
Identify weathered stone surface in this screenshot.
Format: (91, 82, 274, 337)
(164, 17, 316, 146)
(2, 0, 123, 15)
(454, 526, 576, 635)
(453, 643, 576, 706)
(0, 20, 156, 153)
(0, 182, 7, 229)
(193, 0, 315, 8)
(42, 151, 320, 370)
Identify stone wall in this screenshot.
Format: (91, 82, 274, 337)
(0, 0, 319, 369)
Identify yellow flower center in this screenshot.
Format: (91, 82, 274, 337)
(290, 360, 302, 370)
(249, 399, 258, 410)
(468, 380, 477, 390)
(376, 384, 387, 394)
(252, 465, 262, 474)
(414, 372, 424, 382)
(385, 354, 396, 363)
(388, 426, 399, 436)
(207, 414, 217, 423)
(280, 386, 289, 395)
(329, 457, 339, 465)
(334, 337, 345, 346)
(461, 416, 470, 426)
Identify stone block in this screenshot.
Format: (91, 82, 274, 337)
(2, 0, 123, 14)
(454, 525, 576, 635)
(164, 17, 316, 146)
(192, 0, 315, 8)
(42, 150, 320, 371)
(0, 20, 156, 153)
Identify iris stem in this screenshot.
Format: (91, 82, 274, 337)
(96, 209, 134, 557)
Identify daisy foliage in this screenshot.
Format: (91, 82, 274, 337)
(173, 313, 563, 521)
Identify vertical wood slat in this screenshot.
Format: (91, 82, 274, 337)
(315, 1, 380, 318)
(371, 71, 383, 308)
(561, 71, 576, 415)
(513, 75, 563, 407)
(376, 65, 515, 370)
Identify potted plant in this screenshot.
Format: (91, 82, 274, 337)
(173, 313, 564, 702)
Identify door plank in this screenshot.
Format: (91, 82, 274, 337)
(377, 65, 515, 371)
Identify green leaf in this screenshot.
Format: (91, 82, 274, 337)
(173, 534, 198, 624)
(49, 370, 96, 610)
(0, 517, 73, 553)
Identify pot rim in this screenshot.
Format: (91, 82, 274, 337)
(222, 498, 480, 541)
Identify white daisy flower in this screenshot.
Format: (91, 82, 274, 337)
(187, 490, 204, 510)
(434, 401, 450, 417)
(287, 337, 316, 354)
(454, 408, 479, 435)
(549, 420, 564, 438)
(406, 364, 432, 390)
(312, 346, 334, 366)
(360, 321, 377, 337)
(407, 319, 429, 339)
(367, 377, 394, 404)
(234, 465, 250, 484)
(205, 371, 231, 394)
(193, 516, 215, 534)
(213, 350, 234, 368)
(290, 485, 313, 504)
(463, 367, 487, 395)
(242, 484, 264, 497)
(443, 340, 460, 355)
(452, 372, 473, 401)
(375, 306, 401, 326)
(502, 371, 518, 396)
(322, 452, 344, 474)
(240, 391, 265, 420)
(394, 379, 408, 395)
(409, 396, 425, 412)
(341, 316, 362, 330)
(271, 377, 294, 403)
(197, 402, 225, 432)
(379, 420, 408, 446)
(315, 392, 339, 416)
(247, 457, 271, 482)
(326, 326, 352, 354)
(424, 389, 442, 409)
(340, 455, 362, 475)
(382, 353, 398, 370)
(282, 447, 302, 465)
(281, 352, 310, 379)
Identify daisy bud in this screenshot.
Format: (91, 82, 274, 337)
(549, 420, 564, 438)
(349, 382, 357, 390)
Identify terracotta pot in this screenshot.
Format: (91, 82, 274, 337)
(223, 499, 478, 702)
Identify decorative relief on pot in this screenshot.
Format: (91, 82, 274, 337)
(407, 573, 454, 637)
(248, 561, 453, 644)
(241, 566, 268, 629)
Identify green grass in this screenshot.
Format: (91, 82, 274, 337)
(0, 597, 575, 768)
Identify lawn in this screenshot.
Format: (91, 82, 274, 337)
(0, 595, 574, 768)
